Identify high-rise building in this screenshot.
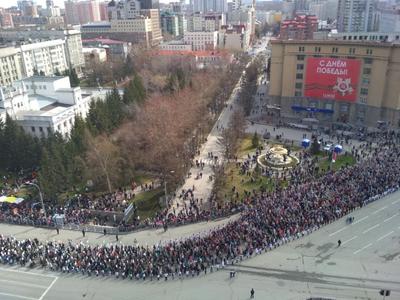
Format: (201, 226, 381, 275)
(308, 0, 338, 21)
(191, 0, 227, 13)
(64, 0, 101, 25)
(187, 12, 226, 32)
(337, 0, 376, 32)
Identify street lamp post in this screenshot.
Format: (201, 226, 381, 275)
(25, 182, 46, 218)
(164, 171, 175, 208)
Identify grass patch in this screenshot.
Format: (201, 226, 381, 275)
(318, 154, 356, 173)
(237, 134, 258, 157)
(132, 187, 164, 220)
(218, 163, 281, 203)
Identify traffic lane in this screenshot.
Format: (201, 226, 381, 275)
(0, 267, 57, 300)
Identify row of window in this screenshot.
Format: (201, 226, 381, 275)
(298, 46, 374, 55)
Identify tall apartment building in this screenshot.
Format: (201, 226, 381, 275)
(0, 48, 23, 86)
(0, 8, 14, 28)
(308, 0, 338, 21)
(64, 0, 101, 25)
(0, 29, 85, 75)
(269, 39, 400, 127)
(19, 40, 69, 77)
(378, 6, 400, 32)
(191, 0, 227, 13)
(161, 11, 180, 37)
(280, 14, 318, 40)
(337, 0, 377, 32)
(187, 12, 226, 31)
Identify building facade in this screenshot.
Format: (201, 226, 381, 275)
(337, 0, 377, 32)
(0, 48, 23, 86)
(0, 76, 94, 138)
(64, 0, 102, 25)
(191, 0, 227, 13)
(0, 29, 85, 75)
(280, 14, 318, 40)
(19, 40, 69, 77)
(183, 31, 218, 50)
(82, 38, 129, 60)
(269, 39, 400, 127)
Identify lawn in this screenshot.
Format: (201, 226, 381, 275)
(318, 154, 356, 173)
(218, 163, 283, 203)
(237, 134, 258, 157)
(131, 187, 164, 220)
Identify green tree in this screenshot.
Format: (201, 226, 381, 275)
(252, 131, 259, 148)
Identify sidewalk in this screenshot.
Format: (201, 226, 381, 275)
(0, 214, 239, 246)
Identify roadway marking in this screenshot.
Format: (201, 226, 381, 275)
(377, 231, 394, 242)
(363, 223, 380, 234)
(353, 243, 373, 255)
(383, 213, 399, 223)
(0, 267, 57, 278)
(372, 206, 387, 215)
(392, 199, 400, 205)
(38, 276, 58, 300)
(342, 236, 358, 245)
(352, 216, 368, 225)
(329, 227, 347, 237)
(0, 278, 48, 289)
(0, 292, 37, 300)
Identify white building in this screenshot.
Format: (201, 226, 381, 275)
(187, 12, 226, 32)
(0, 29, 85, 75)
(0, 76, 95, 138)
(378, 8, 400, 32)
(19, 40, 69, 77)
(313, 30, 400, 42)
(183, 31, 218, 50)
(82, 47, 108, 65)
(0, 48, 24, 87)
(218, 24, 250, 51)
(159, 41, 192, 51)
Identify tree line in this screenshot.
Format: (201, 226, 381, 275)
(0, 73, 146, 200)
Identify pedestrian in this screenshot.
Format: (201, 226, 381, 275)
(116, 234, 119, 241)
(82, 229, 85, 237)
(337, 239, 341, 247)
(56, 227, 59, 235)
(250, 288, 255, 298)
(103, 228, 106, 236)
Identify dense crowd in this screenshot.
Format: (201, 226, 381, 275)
(1, 138, 399, 280)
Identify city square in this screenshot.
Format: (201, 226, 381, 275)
(1, 0, 400, 299)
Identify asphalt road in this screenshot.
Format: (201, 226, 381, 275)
(1, 190, 399, 300)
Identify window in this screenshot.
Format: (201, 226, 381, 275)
(364, 57, 373, 64)
(294, 91, 302, 97)
(325, 103, 333, 110)
(331, 47, 338, 53)
(362, 78, 370, 85)
(349, 48, 356, 54)
(31, 127, 35, 132)
(360, 88, 368, 95)
(366, 48, 373, 55)
(298, 46, 305, 52)
(295, 82, 303, 89)
(297, 55, 305, 60)
(363, 68, 371, 75)
(314, 46, 321, 53)
(296, 73, 303, 79)
(297, 64, 304, 70)
(39, 127, 43, 132)
(340, 104, 349, 112)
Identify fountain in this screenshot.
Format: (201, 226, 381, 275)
(258, 144, 299, 170)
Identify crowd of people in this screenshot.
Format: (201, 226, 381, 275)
(0, 136, 399, 280)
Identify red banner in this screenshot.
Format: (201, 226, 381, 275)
(304, 57, 361, 102)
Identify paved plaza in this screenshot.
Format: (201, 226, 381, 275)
(0, 190, 399, 300)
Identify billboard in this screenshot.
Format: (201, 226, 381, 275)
(304, 57, 361, 102)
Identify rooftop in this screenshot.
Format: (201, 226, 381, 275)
(82, 38, 125, 45)
(270, 38, 399, 48)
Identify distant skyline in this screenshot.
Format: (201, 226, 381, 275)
(5, 0, 178, 9)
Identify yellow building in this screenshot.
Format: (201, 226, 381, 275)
(269, 39, 400, 127)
